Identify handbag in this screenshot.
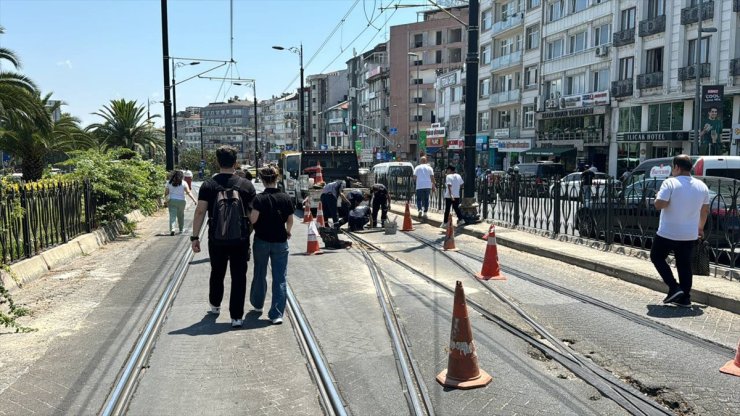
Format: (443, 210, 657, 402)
(691, 238, 711, 276)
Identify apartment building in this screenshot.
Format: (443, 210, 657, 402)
(323, 101, 350, 149)
(434, 68, 467, 169)
(611, 0, 740, 176)
(175, 106, 202, 152)
(389, 6, 469, 160)
(307, 70, 349, 149)
(200, 99, 254, 160)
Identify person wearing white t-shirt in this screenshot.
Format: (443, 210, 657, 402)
(413, 156, 436, 218)
(165, 170, 198, 235)
(442, 165, 464, 227)
(650, 155, 709, 308)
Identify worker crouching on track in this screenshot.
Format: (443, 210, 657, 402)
(370, 183, 389, 228)
(347, 192, 372, 231)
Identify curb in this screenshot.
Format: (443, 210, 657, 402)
(388, 206, 740, 315)
(0, 210, 145, 293)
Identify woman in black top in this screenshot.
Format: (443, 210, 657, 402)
(248, 166, 294, 325)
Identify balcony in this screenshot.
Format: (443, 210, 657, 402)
(681, 1, 714, 25)
(638, 15, 666, 37)
(491, 50, 522, 71)
(611, 79, 634, 98)
(489, 89, 521, 106)
(613, 28, 635, 47)
(731, 58, 740, 77)
(491, 13, 523, 36)
(636, 71, 664, 89)
(678, 63, 710, 81)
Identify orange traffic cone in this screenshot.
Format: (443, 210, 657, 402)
(314, 162, 324, 185)
(436, 281, 492, 389)
(481, 224, 494, 240)
(443, 213, 458, 251)
(302, 198, 313, 224)
(316, 201, 326, 227)
(476, 224, 506, 281)
(720, 338, 740, 377)
(305, 221, 323, 255)
(401, 201, 414, 231)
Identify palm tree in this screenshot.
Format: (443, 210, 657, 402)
(0, 25, 47, 132)
(0, 94, 87, 181)
(87, 99, 163, 156)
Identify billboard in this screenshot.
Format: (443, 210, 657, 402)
(700, 85, 724, 155)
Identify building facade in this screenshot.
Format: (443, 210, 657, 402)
(307, 70, 349, 149)
(200, 98, 254, 161)
(176, 106, 203, 153)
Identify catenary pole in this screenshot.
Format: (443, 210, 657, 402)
(461, 0, 480, 223)
(161, 0, 174, 170)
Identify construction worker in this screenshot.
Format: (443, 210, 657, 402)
(370, 183, 389, 228)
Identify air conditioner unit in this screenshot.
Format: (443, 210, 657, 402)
(546, 99, 558, 109)
(595, 46, 609, 57)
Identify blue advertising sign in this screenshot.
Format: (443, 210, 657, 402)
(320, 144, 329, 150)
(390, 128, 398, 135)
(475, 135, 489, 151)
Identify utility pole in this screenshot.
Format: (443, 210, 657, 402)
(160, 0, 174, 171)
(460, 0, 480, 223)
(350, 56, 358, 150)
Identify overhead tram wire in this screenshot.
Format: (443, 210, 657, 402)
(363, 0, 380, 30)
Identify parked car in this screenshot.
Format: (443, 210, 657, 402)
(515, 162, 566, 197)
(549, 171, 611, 199)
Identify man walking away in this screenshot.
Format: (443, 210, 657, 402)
(320, 178, 350, 226)
(442, 165, 464, 228)
(370, 183, 389, 228)
(191, 145, 256, 328)
(413, 156, 435, 218)
(581, 164, 595, 207)
(650, 154, 709, 308)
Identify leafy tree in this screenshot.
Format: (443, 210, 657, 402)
(86, 99, 163, 156)
(178, 148, 218, 176)
(0, 94, 87, 181)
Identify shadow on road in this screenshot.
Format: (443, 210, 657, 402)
(645, 304, 705, 318)
(169, 313, 271, 336)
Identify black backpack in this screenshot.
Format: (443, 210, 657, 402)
(209, 185, 249, 245)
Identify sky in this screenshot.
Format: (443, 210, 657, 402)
(0, 0, 432, 126)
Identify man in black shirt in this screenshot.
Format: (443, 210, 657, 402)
(192, 146, 256, 328)
(370, 183, 389, 228)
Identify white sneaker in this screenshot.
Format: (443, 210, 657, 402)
(207, 304, 220, 314)
(231, 319, 243, 328)
(271, 317, 283, 325)
(440, 222, 448, 229)
(422, 212, 428, 218)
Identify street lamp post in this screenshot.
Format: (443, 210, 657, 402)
(692, 0, 717, 155)
(233, 81, 260, 178)
(172, 61, 200, 166)
(408, 52, 421, 159)
(272, 44, 305, 151)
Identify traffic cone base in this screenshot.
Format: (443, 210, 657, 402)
(719, 340, 740, 377)
(476, 225, 506, 281)
(401, 201, 414, 231)
(436, 281, 492, 390)
(305, 222, 323, 255)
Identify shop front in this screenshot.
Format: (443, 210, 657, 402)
(475, 135, 490, 170)
(495, 138, 533, 170)
(616, 131, 690, 173)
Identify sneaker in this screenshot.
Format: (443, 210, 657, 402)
(663, 288, 684, 304)
(207, 304, 221, 314)
(271, 317, 283, 325)
(671, 295, 692, 308)
(422, 212, 428, 218)
(417, 211, 422, 219)
(440, 222, 448, 229)
(231, 319, 243, 327)
(457, 219, 466, 226)
(170, 231, 175, 236)
(251, 307, 263, 313)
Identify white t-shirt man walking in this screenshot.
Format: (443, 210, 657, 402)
(442, 165, 464, 226)
(413, 157, 435, 218)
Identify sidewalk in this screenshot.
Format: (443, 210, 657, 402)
(388, 202, 740, 314)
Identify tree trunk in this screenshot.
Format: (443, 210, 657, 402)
(21, 153, 45, 182)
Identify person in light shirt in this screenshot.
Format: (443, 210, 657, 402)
(442, 165, 464, 227)
(650, 154, 710, 308)
(413, 156, 435, 218)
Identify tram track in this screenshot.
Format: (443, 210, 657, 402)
(346, 230, 673, 416)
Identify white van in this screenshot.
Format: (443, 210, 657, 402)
(629, 156, 740, 181)
(372, 162, 415, 199)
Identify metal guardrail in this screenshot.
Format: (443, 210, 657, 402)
(0, 180, 95, 264)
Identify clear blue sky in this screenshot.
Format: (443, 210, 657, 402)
(0, 0, 425, 126)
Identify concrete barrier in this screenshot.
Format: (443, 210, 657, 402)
(9, 256, 49, 288)
(41, 243, 84, 270)
(74, 234, 102, 255)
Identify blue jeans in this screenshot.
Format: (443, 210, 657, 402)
(416, 188, 431, 212)
(250, 237, 289, 320)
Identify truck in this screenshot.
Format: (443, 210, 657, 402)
(276, 151, 302, 208)
(287, 150, 368, 213)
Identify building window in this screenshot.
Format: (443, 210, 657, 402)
(413, 33, 423, 48)
(547, 79, 562, 98)
(593, 68, 609, 91)
(647, 0, 665, 18)
(618, 106, 642, 132)
(687, 37, 710, 65)
(436, 50, 443, 64)
(435, 31, 443, 45)
(413, 78, 423, 85)
(498, 73, 514, 92)
(648, 102, 684, 131)
(449, 48, 462, 63)
(481, 9, 492, 32)
(523, 105, 535, 128)
(569, 32, 586, 54)
(480, 43, 491, 65)
(478, 111, 490, 131)
(525, 65, 538, 88)
(549, 0, 564, 21)
(497, 110, 511, 128)
(479, 78, 491, 97)
(500, 38, 513, 56)
(449, 28, 463, 43)
(593, 23, 611, 46)
(620, 7, 636, 30)
(645, 47, 663, 73)
(570, 0, 588, 14)
(526, 25, 540, 50)
(527, 0, 541, 9)
(566, 73, 586, 95)
(547, 39, 564, 60)
(619, 57, 634, 80)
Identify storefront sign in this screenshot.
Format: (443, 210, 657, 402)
(426, 124, 446, 148)
(538, 107, 596, 120)
(488, 138, 499, 148)
(439, 73, 457, 88)
(496, 139, 533, 153)
(619, 131, 689, 142)
(493, 128, 510, 139)
(476, 135, 489, 151)
(328, 131, 345, 137)
(328, 118, 344, 124)
(562, 91, 610, 109)
(650, 164, 672, 178)
(701, 85, 724, 151)
(448, 138, 465, 150)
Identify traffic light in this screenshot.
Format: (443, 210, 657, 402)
(351, 118, 357, 132)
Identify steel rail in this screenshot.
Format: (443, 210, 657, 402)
(286, 285, 349, 416)
(344, 231, 434, 416)
(348, 231, 672, 416)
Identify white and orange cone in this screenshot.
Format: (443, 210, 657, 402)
(481, 224, 494, 240)
(314, 162, 324, 185)
(305, 221, 323, 255)
(443, 213, 458, 251)
(316, 201, 326, 227)
(475, 224, 506, 280)
(302, 198, 313, 224)
(720, 338, 740, 377)
(401, 201, 414, 231)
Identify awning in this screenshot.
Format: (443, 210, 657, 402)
(521, 147, 576, 156)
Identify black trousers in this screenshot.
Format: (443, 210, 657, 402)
(321, 193, 338, 223)
(443, 198, 463, 224)
(650, 235, 694, 297)
(209, 241, 249, 320)
(372, 194, 388, 227)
